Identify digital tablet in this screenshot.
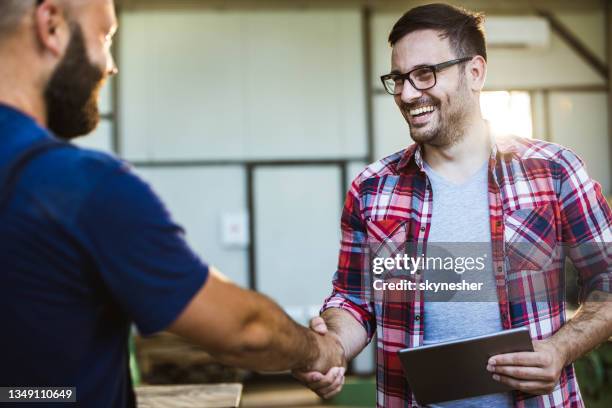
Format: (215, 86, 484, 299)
(397, 327, 533, 405)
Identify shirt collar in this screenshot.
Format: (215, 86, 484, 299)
(395, 121, 515, 183)
(0, 103, 54, 149)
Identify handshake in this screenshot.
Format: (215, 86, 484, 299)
(294, 317, 347, 399)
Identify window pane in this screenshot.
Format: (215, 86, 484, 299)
(481, 91, 532, 138)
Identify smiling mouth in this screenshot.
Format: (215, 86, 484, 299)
(409, 105, 436, 117)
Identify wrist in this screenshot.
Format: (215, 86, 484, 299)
(546, 336, 571, 367)
(328, 331, 348, 366)
(299, 329, 321, 371)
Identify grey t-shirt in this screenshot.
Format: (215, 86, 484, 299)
(422, 160, 512, 408)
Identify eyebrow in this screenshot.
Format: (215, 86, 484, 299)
(390, 64, 431, 75)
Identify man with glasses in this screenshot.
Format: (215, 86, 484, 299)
(0, 1, 344, 407)
(294, 3, 611, 407)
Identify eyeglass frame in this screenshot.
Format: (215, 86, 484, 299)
(380, 56, 474, 95)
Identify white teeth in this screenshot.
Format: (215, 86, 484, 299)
(409, 105, 436, 116)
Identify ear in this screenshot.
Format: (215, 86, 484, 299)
(466, 55, 487, 92)
(34, 1, 70, 58)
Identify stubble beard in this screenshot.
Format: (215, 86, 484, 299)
(406, 75, 472, 149)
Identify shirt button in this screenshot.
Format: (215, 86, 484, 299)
(415, 315, 421, 321)
(497, 266, 503, 272)
(420, 226, 426, 232)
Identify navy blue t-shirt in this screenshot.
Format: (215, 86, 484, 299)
(0, 105, 209, 407)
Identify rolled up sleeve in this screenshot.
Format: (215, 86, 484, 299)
(555, 148, 612, 303)
(321, 179, 376, 341)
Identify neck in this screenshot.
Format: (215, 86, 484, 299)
(0, 89, 47, 126)
(0, 44, 48, 127)
(423, 112, 491, 183)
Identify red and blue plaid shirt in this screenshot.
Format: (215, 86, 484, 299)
(322, 135, 611, 408)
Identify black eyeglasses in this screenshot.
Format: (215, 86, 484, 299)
(380, 57, 473, 95)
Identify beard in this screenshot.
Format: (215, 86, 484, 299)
(402, 74, 471, 148)
(44, 24, 106, 140)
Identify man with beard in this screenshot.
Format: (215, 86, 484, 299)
(0, 1, 345, 407)
(294, 3, 612, 407)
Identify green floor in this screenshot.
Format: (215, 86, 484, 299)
(325, 377, 376, 407)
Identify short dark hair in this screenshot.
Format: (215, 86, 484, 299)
(388, 3, 487, 61)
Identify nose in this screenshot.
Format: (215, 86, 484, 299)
(399, 79, 423, 104)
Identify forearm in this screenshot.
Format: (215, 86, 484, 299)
(212, 291, 319, 372)
(550, 290, 612, 366)
(321, 308, 369, 361)
(169, 269, 322, 372)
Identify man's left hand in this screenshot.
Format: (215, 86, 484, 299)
(487, 339, 567, 395)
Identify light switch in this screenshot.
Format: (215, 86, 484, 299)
(221, 211, 249, 248)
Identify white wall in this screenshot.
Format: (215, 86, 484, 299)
(555, 10, 607, 63)
(119, 9, 367, 161)
(548, 92, 610, 193)
(254, 166, 342, 323)
(135, 166, 250, 287)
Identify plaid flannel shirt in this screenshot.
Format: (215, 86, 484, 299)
(322, 135, 612, 408)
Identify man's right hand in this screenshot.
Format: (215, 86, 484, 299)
(294, 317, 347, 399)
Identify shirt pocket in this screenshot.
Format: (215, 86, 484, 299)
(366, 218, 415, 306)
(504, 203, 557, 272)
(365, 218, 407, 259)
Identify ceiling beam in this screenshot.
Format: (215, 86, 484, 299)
(119, 0, 605, 13)
(537, 9, 609, 80)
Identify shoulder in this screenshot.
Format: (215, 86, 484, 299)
(58, 147, 155, 205)
(44, 143, 125, 176)
(496, 135, 585, 172)
(25, 142, 151, 211)
(351, 147, 410, 188)
(65, 149, 170, 226)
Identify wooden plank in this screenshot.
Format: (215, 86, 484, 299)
(136, 383, 242, 408)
